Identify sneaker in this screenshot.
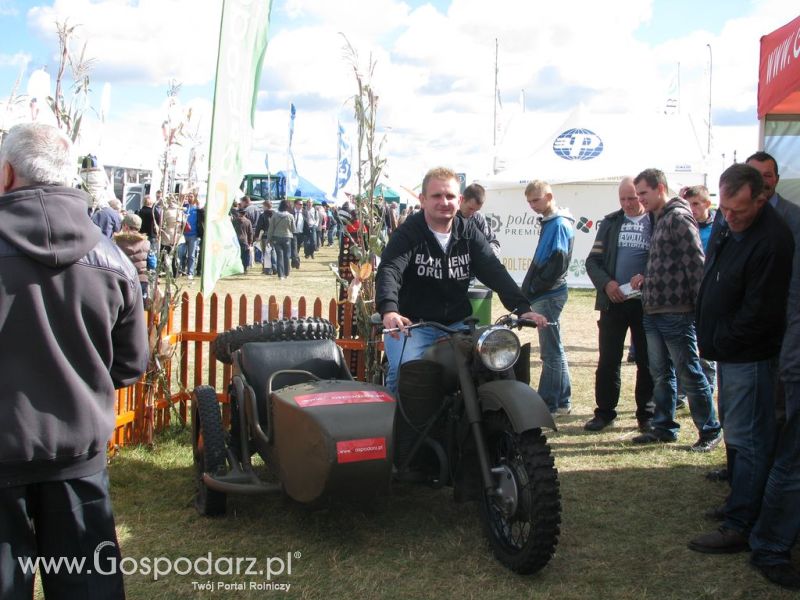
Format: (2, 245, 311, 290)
(556, 406, 572, 415)
(188, 274, 194, 280)
(750, 561, 800, 590)
(691, 434, 723, 453)
(632, 430, 677, 444)
(584, 416, 614, 431)
(688, 527, 749, 554)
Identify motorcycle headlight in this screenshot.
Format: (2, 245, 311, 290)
(476, 327, 520, 371)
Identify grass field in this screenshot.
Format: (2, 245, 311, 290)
(95, 244, 797, 599)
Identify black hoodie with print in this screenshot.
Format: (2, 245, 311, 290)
(376, 210, 531, 323)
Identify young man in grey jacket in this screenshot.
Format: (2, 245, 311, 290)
(629, 168, 721, 451)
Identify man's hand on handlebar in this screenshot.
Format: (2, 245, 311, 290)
(519, 311, 548, 328)
(382, 311, 413, 339)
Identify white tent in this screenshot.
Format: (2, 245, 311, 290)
(478, 106, 709, 287)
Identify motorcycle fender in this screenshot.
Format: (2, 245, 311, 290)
(478, 380, 557, 432)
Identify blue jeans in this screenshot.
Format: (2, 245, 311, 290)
(717, 360, 778, 535)
(531, 290, 571, 412)
(750, 387, 800, 565)
(643, 313, 720, 439)
(185, 235, 200, 276)
(383, 321, 465, 395)
(272, 238, 292, 278)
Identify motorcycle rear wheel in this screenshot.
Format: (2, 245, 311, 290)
(192, 385, 228, 516)
(479, 413, 561, 574)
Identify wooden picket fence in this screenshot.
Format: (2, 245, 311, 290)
(109, 292, 368, 451)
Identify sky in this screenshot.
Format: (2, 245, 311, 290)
(0, 0, 797, 197)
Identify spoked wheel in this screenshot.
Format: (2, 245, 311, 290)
(478, 412, 561, 574)
(192, 385, 228, 516)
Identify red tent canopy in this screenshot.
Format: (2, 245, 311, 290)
(758, 14, 800, 118)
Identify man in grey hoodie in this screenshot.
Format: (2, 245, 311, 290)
(0, 123, 148, 598)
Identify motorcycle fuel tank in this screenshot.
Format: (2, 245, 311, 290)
(270, 380, 395, 504)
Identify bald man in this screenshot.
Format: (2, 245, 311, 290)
(584, 177, 655, 432)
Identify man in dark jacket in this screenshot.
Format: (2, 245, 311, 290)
(0, 123, 148, 599)
(744, 151, 800, 590)
(231, 207, 254, 272)
(689, 163, 793, 555)
(584, 177, 655, 432)
(377, 167, 546, 394)
(459, 183, 500, 257)
(136, 193, 162, 248)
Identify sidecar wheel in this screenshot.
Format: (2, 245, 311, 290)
(479, 413, 561, 574)
(192, 386, 228, 516)
(212, 317, 336, 364)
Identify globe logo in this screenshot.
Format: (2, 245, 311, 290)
(552, 128, 604, 161)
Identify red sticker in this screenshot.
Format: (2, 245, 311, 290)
(337, 437, 387, 463)
(294, 390, 395, 407)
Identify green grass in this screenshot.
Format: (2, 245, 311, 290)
(99, 252, 797, 599)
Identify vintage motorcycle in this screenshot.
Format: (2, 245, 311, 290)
(192, 315, 560, 574)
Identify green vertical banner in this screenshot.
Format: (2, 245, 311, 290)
(201, 0, 272, 295)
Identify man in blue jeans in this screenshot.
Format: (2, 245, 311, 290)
(376, 167, 547, 395)
(521, 180, 575, 416)
(629, 168, 721, 450)
(688, 164, 793, 554)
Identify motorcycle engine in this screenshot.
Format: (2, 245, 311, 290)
(394, 359, 444, 466)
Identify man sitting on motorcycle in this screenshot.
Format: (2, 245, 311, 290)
(376, 166, 547, 394)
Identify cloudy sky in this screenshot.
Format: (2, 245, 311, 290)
(0, 0, 796, 195)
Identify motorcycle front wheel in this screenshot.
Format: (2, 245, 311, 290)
(478, 413, 561, 574)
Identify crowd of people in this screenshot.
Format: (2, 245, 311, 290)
(581, 157, 799, 589)
(377, 163, 799, 591)
(1, 120, 798, 596)
(228, 195, 344, 278)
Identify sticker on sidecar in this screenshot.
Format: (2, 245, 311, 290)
(293, 390, 395, 407)
(336, 437, 388, 463)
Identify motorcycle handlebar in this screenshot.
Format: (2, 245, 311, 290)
(495, 314, 557, 329)
(378, 314, 556, 334)
(381, 320, 465, 335)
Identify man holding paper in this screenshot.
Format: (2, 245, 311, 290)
(584, 177, 655, 432)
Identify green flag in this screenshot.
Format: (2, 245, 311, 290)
(201, 0, 272, 294)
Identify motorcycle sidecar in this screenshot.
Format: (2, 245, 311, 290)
(192, 337, 396, 515)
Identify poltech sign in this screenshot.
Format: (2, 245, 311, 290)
(482, 181, 618, 289)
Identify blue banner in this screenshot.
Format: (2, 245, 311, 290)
(333, 120, 351, 198)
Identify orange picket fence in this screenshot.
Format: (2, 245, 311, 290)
(110, 292, 368, 451)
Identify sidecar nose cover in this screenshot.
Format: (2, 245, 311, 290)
(271, 381, 396, 504)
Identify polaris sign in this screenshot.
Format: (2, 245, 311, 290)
(552, 128, 604, 161)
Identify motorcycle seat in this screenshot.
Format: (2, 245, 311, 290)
(237, 339, 354, 424)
